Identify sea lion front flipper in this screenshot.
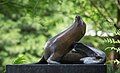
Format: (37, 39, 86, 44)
(47, 53, 61, 64)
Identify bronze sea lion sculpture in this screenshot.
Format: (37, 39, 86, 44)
(36, 15, 106, 64)
(37, 16, 86, 64)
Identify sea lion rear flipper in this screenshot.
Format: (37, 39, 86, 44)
(74, 43, 106, 64)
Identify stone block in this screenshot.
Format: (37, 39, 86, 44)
(6, 64, 107, 73)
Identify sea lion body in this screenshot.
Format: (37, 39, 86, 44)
(44, 16, 86, 64)
(36, 16, 106, 64)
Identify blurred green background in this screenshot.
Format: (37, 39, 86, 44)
(0, 0, 120, 73)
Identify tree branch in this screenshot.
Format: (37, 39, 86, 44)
(89, 0, 115, 25)
(99, 0, 116, 24)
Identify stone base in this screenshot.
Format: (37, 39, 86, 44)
(6, 64, 107, 73)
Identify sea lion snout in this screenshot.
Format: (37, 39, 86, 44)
(75, 15, 81, 21)
(75, 15, 84, 26)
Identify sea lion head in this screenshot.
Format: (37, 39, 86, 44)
(75, 15, 86, 35)
(75, 15, 84, 26)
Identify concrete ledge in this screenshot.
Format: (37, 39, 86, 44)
(6, 64, 107, 73)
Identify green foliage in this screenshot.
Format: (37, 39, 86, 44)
(107, 65, 114, 73)
(104, 29, 120, 65)
(13, 54, 28, 64)
(104, 38, 120, 44)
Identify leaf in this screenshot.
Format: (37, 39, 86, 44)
(13, 54, 27, 64)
